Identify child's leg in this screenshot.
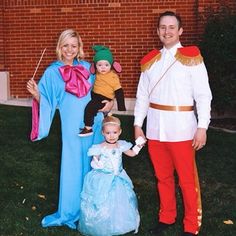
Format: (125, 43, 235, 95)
(84, 98, 104, 127)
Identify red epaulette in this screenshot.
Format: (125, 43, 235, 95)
(140, 49, 161, 72)
(175, 46, 203, 66)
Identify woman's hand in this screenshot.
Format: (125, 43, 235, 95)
(26, 79, 40, 102)
(99, 100, 114, 113)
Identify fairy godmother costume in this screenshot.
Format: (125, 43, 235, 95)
(30, 59, 104, 229)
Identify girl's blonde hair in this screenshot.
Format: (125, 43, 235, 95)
(102, 115, 121, 129)
(56, 29, 85, 61)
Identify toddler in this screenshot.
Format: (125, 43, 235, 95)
(78, 115, 146, 236)
(79, 45, 126, 137)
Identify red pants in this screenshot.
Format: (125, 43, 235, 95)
(148, 140, 202, 234)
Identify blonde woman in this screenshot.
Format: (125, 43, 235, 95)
(27, 29, 113, 229)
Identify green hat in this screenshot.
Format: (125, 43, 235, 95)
(92, 45, 113, 65)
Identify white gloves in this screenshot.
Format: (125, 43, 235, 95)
(91, 156, 104, 169)
(135, 136, 146, 146)
(132, 136, 146, 155)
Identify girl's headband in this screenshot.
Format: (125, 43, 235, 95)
(102, 121, 121, 127)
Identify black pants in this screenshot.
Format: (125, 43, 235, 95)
(84, 92, 111, 126)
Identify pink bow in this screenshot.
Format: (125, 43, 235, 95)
(59, 64, 91, 98)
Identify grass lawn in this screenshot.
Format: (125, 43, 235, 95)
(0, 104, 235, 236)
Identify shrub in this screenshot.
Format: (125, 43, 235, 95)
(200, 11, 236, 114)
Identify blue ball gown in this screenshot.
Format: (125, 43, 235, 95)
(78, 140, 140, 236)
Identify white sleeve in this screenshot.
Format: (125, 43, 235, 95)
(190, 62, 212, 129)
(134, 72, 150, 127)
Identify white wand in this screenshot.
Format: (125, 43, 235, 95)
(31, 48, 47, 80)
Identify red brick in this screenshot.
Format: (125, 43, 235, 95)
(1, 0, 235, 98)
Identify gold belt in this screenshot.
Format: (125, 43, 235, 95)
(149, 103, 194, 112)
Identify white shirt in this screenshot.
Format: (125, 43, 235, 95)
(134, 42, 212, 141)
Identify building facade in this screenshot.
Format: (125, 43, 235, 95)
(0, 0, 235, 101)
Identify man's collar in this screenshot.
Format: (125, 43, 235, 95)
(163, 42, 182, 56)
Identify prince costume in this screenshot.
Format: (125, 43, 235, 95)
(134, 43, 212, 234)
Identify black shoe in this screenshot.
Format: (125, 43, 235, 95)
(182, 232, 198, 236)
(78, 127, 93, 137)
(149, 222, 175, 234)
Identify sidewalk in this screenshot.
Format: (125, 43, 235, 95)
(0, 98, 32, 107)
(0, 98, 134, 116)
(1, 99, 236, 133)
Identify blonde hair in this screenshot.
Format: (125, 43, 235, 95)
(56, 29, 85, 61)
(102, 115, 121, 129)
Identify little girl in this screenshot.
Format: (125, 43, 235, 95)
(78, 115, 145, 236)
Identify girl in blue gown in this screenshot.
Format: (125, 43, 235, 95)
(78, 115, 145, 236)
(26, 29, 113, 229)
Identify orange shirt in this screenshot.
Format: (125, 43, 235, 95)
(93, 71, 121, 99)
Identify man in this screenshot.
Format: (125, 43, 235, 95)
(134, 11, 212, 236)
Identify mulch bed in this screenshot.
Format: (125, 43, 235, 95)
(210, 118, 236, 133)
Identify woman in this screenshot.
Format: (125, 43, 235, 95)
(27, 29, 113, 229)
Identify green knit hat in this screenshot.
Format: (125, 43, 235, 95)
(92, 45, 113, 65)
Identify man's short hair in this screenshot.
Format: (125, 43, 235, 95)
(158, 11, 182, 29)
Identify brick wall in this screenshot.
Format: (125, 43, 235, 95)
(0, 1, 4, 70)
(1, 0, 235, 98)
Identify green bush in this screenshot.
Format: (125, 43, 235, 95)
(200, 12, 236, 114)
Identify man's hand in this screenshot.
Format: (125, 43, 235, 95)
(134, 125, 146, 142)
(192, 128, 207, 151)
